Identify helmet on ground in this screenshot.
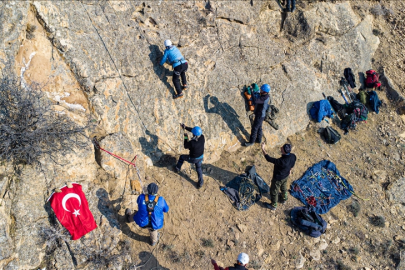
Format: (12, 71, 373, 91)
(191, 126, 202, 136)
(260, 84, 271, 93)
(147, 183, 159, 195)
(237, 253, 249, 265)
(164, 40, 172, 47)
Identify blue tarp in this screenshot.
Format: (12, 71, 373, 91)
(290, 160, 354, 214)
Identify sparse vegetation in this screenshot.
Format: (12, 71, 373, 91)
(370, 215, 385, 227)
(348, 200, 361, 217)
(201, 238, 214, 248)
(337, 260, 351, 270)
(26, 23, 37, 40)
(370, 4, 394, 17)
(0, 73, 88, 166)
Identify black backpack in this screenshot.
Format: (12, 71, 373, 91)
(344, 68, 356, 88)
(322, 126, 341, 144)
(145, 195, 159, 216)
(291, 207, 327, 238)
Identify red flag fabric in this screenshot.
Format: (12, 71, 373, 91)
(48, 183, 97, 240)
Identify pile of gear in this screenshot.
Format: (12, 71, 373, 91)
(310, 68, 383, 142)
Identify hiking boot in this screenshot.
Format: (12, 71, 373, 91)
(173, 93, 184, 99)
(264, 203, 277, 210)
(278, 193, 288, 204)
(125, 208, 133, 223)
(244, 142, 254, 147)
(182, 84, 188, 90)
(174, 166, 180, 173)
(197, 183, 203, 189)
(151, 232, 161, 246)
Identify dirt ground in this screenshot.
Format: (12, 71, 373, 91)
(117, 3, 405, 269)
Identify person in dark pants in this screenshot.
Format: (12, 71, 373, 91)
(244, 84, 271, 147)
(159, 39, 188, 99)
(175, 124, 205, 188)
(125, 183, 169, 246)
(211, 252, 250, 270)
(285, 0, 296, 12)
(261, 142, 296, 210)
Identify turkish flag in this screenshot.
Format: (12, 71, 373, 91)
(48, 183, 97, 240)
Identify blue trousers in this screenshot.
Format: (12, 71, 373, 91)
(176, 155, 203, 186)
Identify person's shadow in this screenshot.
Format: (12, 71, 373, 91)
(139, 129, 177, 168)
(202, 164, 240, 186)
(204, 95, 250, 143)
(96, 188, 150, 244)
(148, 44, 175, 95)
(134, 251, 170, 269)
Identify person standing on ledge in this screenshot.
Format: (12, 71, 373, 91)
(261, 142, 296, 211)
(160, 39, 188, 99)
(175, 123, 205, 189)
(245, 84, 271, 147)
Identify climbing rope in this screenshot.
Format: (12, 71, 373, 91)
(92, 137, 144, 189)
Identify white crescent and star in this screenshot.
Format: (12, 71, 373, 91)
(62, 193, 82, 217)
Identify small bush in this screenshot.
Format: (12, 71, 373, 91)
(337, 260, 351, 270)
(201, 238, 214, 248)
(370, 4, 394, 17)
(348, 247, 360, 255)
(26, 23, 37, 40)
(370, 215, 385, 227)
(348, 200, 361, 217)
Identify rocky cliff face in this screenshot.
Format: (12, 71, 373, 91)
(0, 1, 381, 269)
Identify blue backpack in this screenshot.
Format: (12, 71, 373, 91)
(291, 207, 327, 238)
(368, 91, 382, 114)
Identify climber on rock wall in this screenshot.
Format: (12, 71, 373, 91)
(159, 39, 188, 99)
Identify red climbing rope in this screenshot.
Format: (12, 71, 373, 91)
(92, 137, 137, 167)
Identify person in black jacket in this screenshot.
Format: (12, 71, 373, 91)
(245, 84, 271, 147)
(261, 142, 296, 210)
(175, 124, 205, 188)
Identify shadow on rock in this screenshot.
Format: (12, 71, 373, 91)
(139, 129, 177, 169)
(148, 44, 175, 95)
(96, 188, 150, 244)
(204, 94, 250, 144)
(135, 251, 170, 269)
(96, 188, 121, 229)
(202, 163, 240, 186)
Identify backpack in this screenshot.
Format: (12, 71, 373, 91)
(322, 126, 341, 144)
(368, 91, 382, 114)
(350, 101, 368, 122)
(365, 70, 381, 89)
(291, 207, 327, 238)
(344, 68, 356, 88)
(145, 195, 159, 216)
(340, 113, 357, 131)
(357, 90, 368, 105)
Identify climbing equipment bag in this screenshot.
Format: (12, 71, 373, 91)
(365, 70, 381, 89)
(291, 206, 327, 238)
(322, 126, 341, 144)
(357, 90, 368, 105)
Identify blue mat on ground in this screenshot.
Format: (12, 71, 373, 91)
(290, 160, 354, 214)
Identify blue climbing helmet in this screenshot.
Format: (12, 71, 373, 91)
(260, 84, 271, 93)
(191, 126, 202, 136)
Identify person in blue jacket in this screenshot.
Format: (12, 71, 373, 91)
(160, 39, 188, 99)
(245, 84, 271, 147)
(125, 183, 169, 246)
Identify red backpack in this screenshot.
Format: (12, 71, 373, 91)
(365, 70, 381, 89)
